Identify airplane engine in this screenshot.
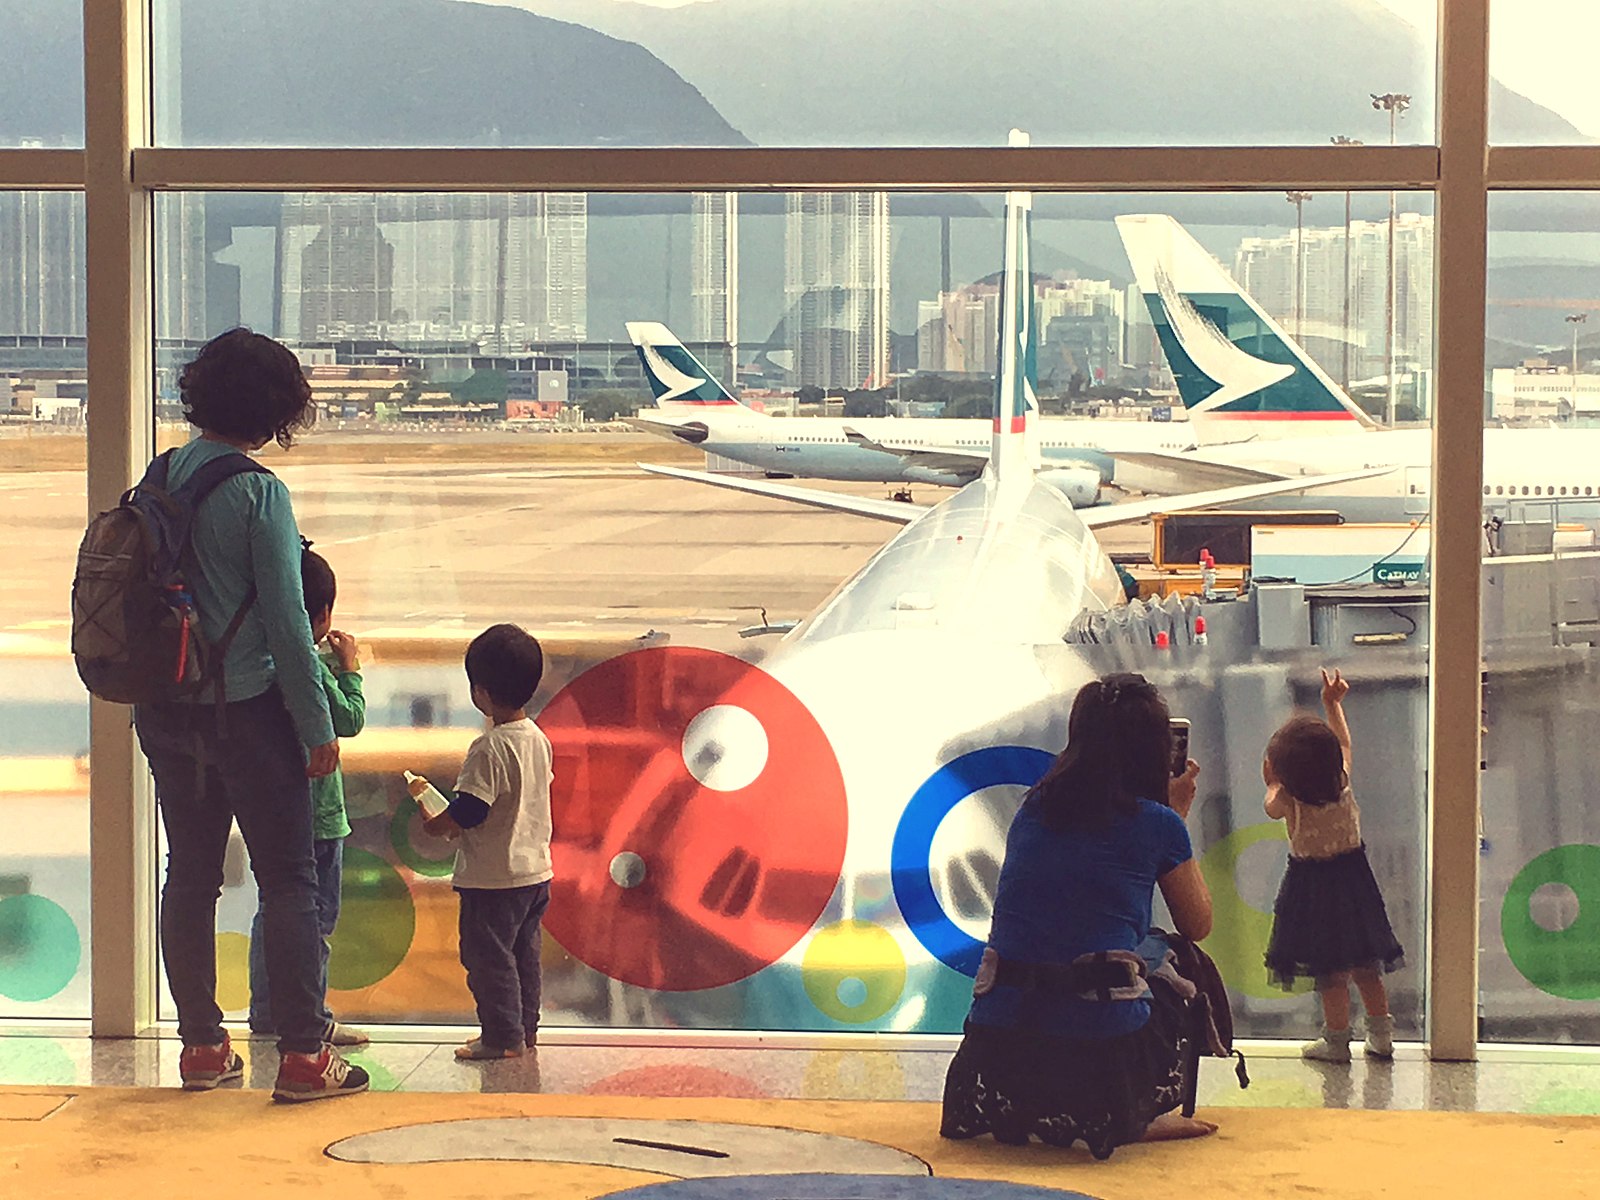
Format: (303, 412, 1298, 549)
(1036, 466, 1103, 508)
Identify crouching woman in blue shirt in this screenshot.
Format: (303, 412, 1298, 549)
(940, 673, 1215, 1158)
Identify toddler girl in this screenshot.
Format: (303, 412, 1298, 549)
(1263, 669, 1404, 1062)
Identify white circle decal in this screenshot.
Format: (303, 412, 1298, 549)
(681, 704, 769, 792)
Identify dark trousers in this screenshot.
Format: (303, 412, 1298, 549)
(135, 689, 326, 1055)
(457, 882, 550, 1049)
(248, 837, 343, 1033)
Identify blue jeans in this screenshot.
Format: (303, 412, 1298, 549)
(248, 838, 342, 1034)
(458, 882, 551, 1049)
(135, 689, 326, 1055)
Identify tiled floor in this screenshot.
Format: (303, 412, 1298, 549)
(3, 1030, 1600, 1114)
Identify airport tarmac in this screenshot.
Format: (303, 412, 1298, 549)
(1, 436, 1151, 649)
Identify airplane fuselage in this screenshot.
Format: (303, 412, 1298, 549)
(1125, 426, 1600, 523)
(656, 413, 1192, 488)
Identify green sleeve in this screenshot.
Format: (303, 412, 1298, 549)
(321, 660, 366, 739)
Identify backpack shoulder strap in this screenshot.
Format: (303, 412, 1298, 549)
(173, 452, 273, 507)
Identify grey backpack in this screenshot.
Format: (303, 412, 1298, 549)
(71, 450, 271, 705)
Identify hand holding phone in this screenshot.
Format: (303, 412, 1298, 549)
(1169, 718, 1191, 778)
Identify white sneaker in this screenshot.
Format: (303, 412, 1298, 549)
(1365, 1014, 1395, 1059)
(1302, 1028, 1353, 1063)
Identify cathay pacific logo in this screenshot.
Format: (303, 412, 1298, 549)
(641, 342, 713, 403)
(1154, 265, 1293, 413)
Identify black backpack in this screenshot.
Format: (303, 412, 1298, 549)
(71, 449, 272, 705)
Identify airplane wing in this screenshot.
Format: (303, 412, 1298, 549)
(626, 415, 702, 440)
(1079, 466, 1397, 530)
(1107, 449, 1284, 491)
(840, 427, 986, 477)
(638, 463, 927, 524)
(642, 460, 1396, 531)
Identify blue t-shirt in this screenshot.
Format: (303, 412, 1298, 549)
(967, 795, 1192, 1039)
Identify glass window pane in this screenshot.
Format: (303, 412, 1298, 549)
(0, 191, 89, 1019)
(1481, 192, 1600, 1043)
(154, 189, 1430, 1037)
(153, 1, 1441, 148)
(1490, 0, 1600, 144)
(0, 1, 83, 148)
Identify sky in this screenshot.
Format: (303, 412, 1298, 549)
(490, 0, 1600, 138)
(1374, 0, 1600, 136)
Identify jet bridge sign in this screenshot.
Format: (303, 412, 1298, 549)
(1373, 561, 1426, 585)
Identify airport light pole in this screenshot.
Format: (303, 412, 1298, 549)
(1331, 136, 1363, 391)
(1568, 312, 1588, 410)
(1286, 191, 1313, 343)
(1372, 92, 1411, 426)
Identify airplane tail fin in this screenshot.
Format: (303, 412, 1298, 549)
(1115, 214, 1376, 441)
(625, 322, 749, 416)
(986, 131, 1042, 493)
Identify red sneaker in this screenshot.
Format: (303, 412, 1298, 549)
(271, 1046, 370, 1103)
(179, 1037, 243, 1091)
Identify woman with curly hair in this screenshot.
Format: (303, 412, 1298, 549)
(133, 329, 368, 1102)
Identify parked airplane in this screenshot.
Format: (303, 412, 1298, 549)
(541, 166, 1387, 1032)
(625, 322, 1195, 508)
(1115, 213, 1600, 523)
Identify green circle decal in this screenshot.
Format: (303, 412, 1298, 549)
(0, 895, 81, 1003)
(802, 920, 906, 1024)
(1197, 822, 1311, 1000)
(328, 848, 416, 992)
(389, 795, 457, 878)
(1502, 844, 1600, 999)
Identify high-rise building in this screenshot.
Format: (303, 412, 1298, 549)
(1234, 214, 1434, 386)
(278, 193, 587, 346)
(155, 194, 210, 342)
(917, 284, 999, 376)
(0, 192, 86, 337)
(917, 277, 1126, 388)
(784, 192, 889, 389)
(691, 193, 738, 350)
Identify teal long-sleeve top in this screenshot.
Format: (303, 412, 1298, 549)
(312, 656, 365, 840)
(166, 439, 334, 748)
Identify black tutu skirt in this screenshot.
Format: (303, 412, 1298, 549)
(939, 982, 1190, 1160)
(1263, 844, 1405, 988)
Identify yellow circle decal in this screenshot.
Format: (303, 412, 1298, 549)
(1197, 822, 1312, 1000)
(213, 931, 253, 1015)
(801, 920, 907, 1024)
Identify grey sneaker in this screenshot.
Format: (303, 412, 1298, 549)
(1302, 1027, 1353, 1063)
(1365, 1014, 1396, 1059)
(325, 1021, 370, 1047)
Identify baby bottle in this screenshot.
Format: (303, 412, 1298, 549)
(403, 770, 450, 819)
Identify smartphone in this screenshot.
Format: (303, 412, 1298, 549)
(1169, 718, 1191, 777)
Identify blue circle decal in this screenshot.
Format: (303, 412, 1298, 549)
(891, 746, 1053, 977)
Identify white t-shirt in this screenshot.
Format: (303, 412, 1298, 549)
(452, 718, 554, 890)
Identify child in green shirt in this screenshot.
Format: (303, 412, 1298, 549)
(247, 548, 368, 1046)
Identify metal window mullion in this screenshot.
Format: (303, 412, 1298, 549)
(83, 0, 155, 1039)
(1428, 0, 1489, 1063)
(132, 144, 1441, 193)
(0, 150, 85, 188)
(1488, 146, 1600, 190)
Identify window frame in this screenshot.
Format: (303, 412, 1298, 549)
(4, 0, 1580, 1059)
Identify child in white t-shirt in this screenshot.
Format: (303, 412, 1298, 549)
(423, 623, 553, 1060)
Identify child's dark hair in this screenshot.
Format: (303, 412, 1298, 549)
(465, 623, 544, 711)
(1266, 716, 1346, 808)
(179, 328, 316, 449)
(1030, 673, 1172, 831)
(301, 548, 336, 620)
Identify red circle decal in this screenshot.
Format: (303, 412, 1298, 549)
(541, 646, 848, 992)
